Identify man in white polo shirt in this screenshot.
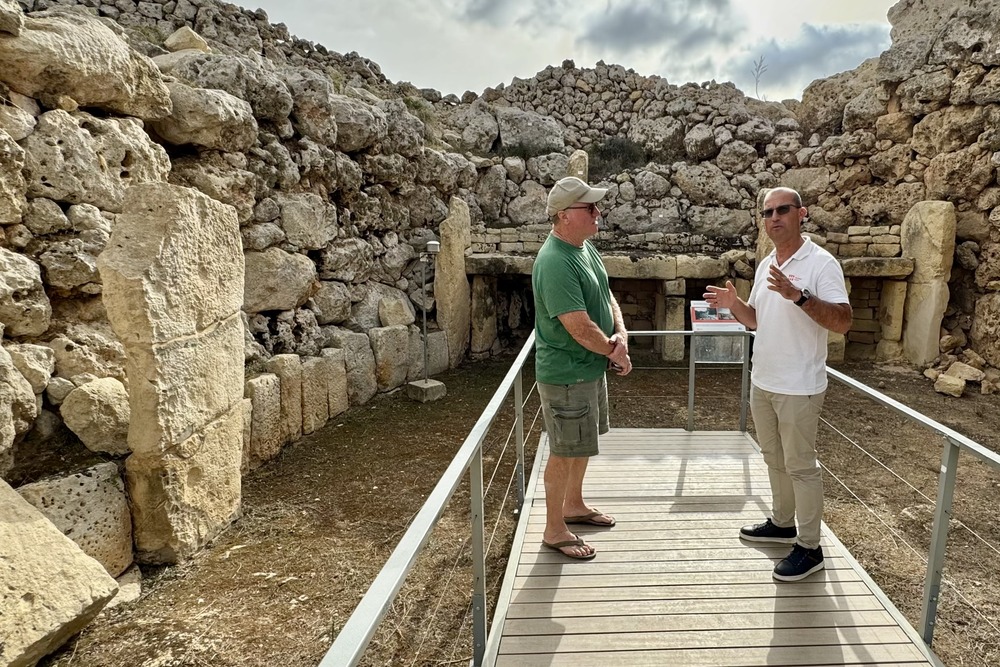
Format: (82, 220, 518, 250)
(704, 187, 852, 581)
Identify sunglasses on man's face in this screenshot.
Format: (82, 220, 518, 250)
(566, 203, 599, 214)
(760, 204, 799, 219)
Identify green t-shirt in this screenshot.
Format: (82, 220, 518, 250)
(532, 235, 614, 385)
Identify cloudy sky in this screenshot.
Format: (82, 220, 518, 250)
(243, 0, 899, 102)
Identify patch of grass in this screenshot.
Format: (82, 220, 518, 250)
(587, 136, 649, 179)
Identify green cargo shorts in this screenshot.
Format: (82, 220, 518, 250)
(537, 376, 609, 458)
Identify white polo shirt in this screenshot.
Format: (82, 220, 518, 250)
(748, 236, 849, 395)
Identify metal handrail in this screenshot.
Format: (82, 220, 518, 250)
(319, 331, 537, 666)
(320, 327, 998, 663)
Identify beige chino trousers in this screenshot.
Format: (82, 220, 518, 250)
(750, 386, 826, 549)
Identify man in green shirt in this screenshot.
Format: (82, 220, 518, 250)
(532, 176, 632, 560)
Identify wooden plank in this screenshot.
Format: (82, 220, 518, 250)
(508, 580, 876, 604)
(504, 594, 891, 619)
(502, 609, 899, 635)
(494, 643, 930, 666)
(512, 568, 862, 590)
(500, 625, 912, 653)
(516, 556, 853, 577)
(485, 429, 935, 667)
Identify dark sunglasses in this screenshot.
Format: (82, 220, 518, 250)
(760, 204, 798, 218)
(566, 203, 599, 213)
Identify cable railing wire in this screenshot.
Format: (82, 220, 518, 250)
(821, 415, 1000, 558)
(820, 417, 1000, 635)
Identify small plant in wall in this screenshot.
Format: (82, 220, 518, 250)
(751, 54, 768, 101)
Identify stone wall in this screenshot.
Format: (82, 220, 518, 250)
(2, 0, 1000, 659)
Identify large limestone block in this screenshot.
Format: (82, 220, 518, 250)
(329, 94, 388, 153)
(903, 281, 950, 366)
(244, 374, 282, 469)
(156, 51, 292, 124)
(21, 110, 171, 213)
(778, 168, 831, 203)
(0, 0, 24, 36)
(797, 58, 878, 136)
(495, 105, 564, 154)
(0, 246, 51, 337)
(655, 296, 685, 361)
(676, 255, 728, 279)
(274, 192, 336, 251)
(0, 127, 26, 224)
(150, 80, 258, 151)
(126, 404, 243, 563)
(840, 257, 914, 279)
(601, 255, 677, 280)
(60, 377, 130, 456)
(42, 324, 127, 385)
(169, 153, 257, 224)
(378, 294, 416, 327)
(243, 248, 317, 314)
(0, 8, 171, 119)
(924, 148, 994, 201)
(319, 348, 349, 419)
(125, 314, 245, 456)
(471, 275, 498, 355)
(878, 280, 907, 342)
(970, 293, 1000, 368)
(98, 183, 244, 345)
(1, 343, 36, 474)
(370, 325, 410, 392)
(17, 462, 132, 577)
(900, 201, 956, 283)
(300, 357, 330, 435)
(435, 197, 472, 368)
(5, 343, 55, 394)
(326, 329, 377, 406)
(405, 327, 451, 383)
(264, 354, 303, 444)
(0, 479, 118, 667)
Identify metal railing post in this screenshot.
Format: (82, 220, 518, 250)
(469, 449, 487, 666)
(687, 333, 697, 432)
(514, 370, 525, 509)
(920, 436, 960, 646)
(739, 331, 750, 432)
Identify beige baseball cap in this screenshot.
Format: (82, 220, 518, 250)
(545, 176, 608, 217)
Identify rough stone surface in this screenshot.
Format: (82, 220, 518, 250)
(0, 8, 171, 119)
(150, 80, 257, 151)
(0, 246, 51, 337)
(0, 479, 118, 667)
(244, 374, 282, 470)
(16, 462, 132, 577)
(264, 354, 303, 445)
(60, 377, 130, 456)
(435, 197, 472, 368)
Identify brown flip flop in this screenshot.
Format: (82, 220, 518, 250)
(542, 534, 596, 560)
(564, 510, 616, 527)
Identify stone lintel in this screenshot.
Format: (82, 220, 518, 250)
(840, 257, 914, 278)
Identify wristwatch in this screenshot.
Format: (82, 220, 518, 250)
(794, 288, 812, 307)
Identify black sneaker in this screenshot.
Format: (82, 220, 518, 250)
(773, 544, 825, 582)
(739, 518, 797, 544)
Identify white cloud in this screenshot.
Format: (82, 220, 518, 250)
(243, 0, 897, 100)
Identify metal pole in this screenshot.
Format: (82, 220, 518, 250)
(469, 449, 487, 666)
(421, 257, 428, 382)
(920, 436, 960, 646)
(687, 333, 697, 432)
(739, 331, 750, 432)
(514, 370, 525, 509)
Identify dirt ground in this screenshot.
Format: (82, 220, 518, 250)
(37, 351, 1000, 667)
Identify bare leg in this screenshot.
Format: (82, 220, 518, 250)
(543, 454, 593, 557)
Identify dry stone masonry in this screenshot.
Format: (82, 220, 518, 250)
(2, 0, 1000, 663)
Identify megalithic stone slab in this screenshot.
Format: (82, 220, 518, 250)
(0, 480, 118, 667)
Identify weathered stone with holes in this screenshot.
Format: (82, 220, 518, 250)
(0, 479, 118, 667)
(17, 462, 133, 576)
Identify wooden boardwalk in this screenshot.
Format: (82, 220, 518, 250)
(485, 429, 939, 666)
